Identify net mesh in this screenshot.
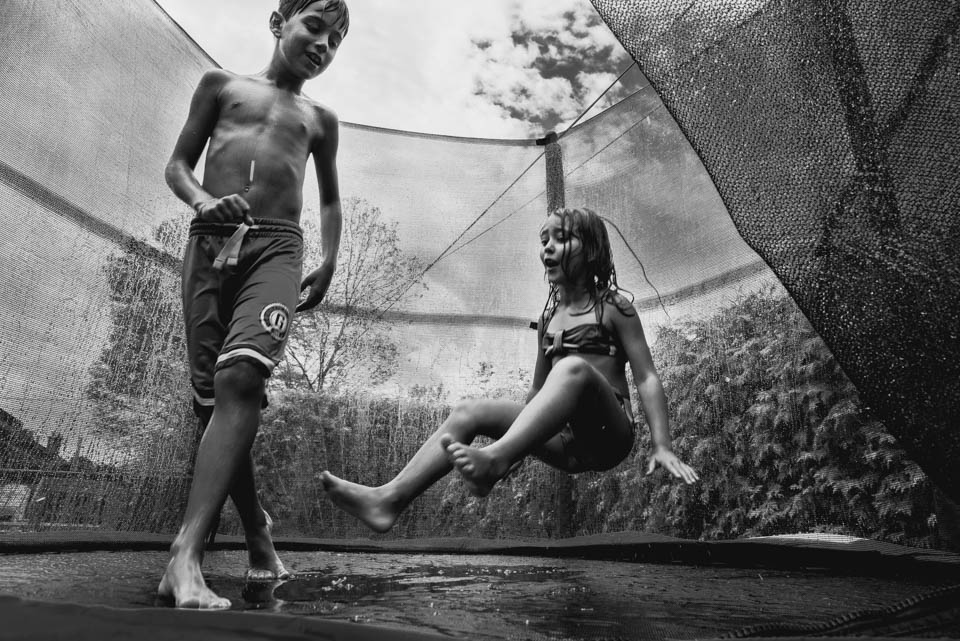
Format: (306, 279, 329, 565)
(589, 0, 960, 506)
(0, 0, 951, 548)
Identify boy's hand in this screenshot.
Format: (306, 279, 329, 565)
(646, 447, 699, 484)
(195, 194, 255, 226)
(297, 263, 335, 313)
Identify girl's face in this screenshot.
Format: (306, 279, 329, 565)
(539, 214, 584, 285)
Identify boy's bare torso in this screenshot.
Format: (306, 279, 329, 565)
(203, 73, 330, 224)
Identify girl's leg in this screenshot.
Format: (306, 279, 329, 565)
(442, 356, 631, 497)
(320, 399, 524, 532)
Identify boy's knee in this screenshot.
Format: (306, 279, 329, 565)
(214, 360, 267, 398)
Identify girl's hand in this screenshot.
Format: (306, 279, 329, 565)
(195, 194, 254, 225)
(647, 447, 699, 484)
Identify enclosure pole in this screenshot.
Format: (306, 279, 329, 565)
(539, 129, 577, 536)
(538, 131, 565, 212)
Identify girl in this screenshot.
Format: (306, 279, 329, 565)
(320, 207, 698, 532)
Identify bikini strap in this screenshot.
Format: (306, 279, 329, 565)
(544, 328, 565, 358)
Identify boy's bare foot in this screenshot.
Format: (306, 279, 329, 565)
(320, 471, 398, 533)
(245, 511, 291, 581)
(158, 555, 231, 609)
(439, 434, 511, 497)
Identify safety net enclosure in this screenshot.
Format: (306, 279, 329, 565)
(1, 0, 960, 638)
(1, 0, 773, 541)
(590, 0, 960, 508)
(0, 0, 957, 546)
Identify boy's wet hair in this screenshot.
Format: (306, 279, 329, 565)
(278, 0, 350, 38)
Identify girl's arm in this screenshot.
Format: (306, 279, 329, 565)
(612, 299, 699, 484)
(525, 314, 552, 403)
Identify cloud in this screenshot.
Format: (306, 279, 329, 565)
(464, 3, 634, 134)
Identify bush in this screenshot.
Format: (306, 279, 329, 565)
(233, 288, 937, 548)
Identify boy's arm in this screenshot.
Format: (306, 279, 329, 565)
(297, 108, 342, 313)
(165, 69, 252, 224)
(615, 303, 699, 484)
(165, 71, 223, 209)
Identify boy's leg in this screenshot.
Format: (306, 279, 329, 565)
(213, 220, 301, 579)
(229, 455, 289, 580)
(442, 356, 630, 496)
(159, 361, 264, 609)
(197, 395, 288, 579)
(320, 398, 524, 532)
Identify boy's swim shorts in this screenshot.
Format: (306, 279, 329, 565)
(182, 217, 303, 416)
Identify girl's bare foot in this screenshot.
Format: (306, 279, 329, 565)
(245, 510, 291, 581)
(158, 554, 231, 609)
(439, 434, 511, 497)
(320, 471, 399, 533)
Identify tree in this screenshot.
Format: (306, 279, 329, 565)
(84, 215, 194, 462)
(470, 361, 529, 401)
(624, 287, 936, 545)
(275, 197, 426, 392)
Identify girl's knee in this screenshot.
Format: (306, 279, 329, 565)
(550, 356, 593, 384)
(447, 398, 508, 439)
(447, 399, 483, 432)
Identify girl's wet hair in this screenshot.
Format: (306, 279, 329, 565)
(278, 0, 350, 38)
(544, 207, 635, 318)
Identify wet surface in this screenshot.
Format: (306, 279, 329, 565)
(0, 549, 955, 640)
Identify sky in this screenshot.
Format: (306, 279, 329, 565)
(154, 0, 646, 139)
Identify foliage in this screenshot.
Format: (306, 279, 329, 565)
(618, 287, 936, 546)
(83, 216, 194, 465)
(471, 361, 530, 402)
(72, 222, 939, 548)
(77, 195, 426, 532)
(245, 389, 452, 537)
(275, 197, 426, 392)
(65, 216, 195, 530)
(246, 287, 938, 548)
(244, 385, 577, 540)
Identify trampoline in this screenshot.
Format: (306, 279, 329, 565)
(2, 0, 959, 640)
(1, 532, 959, 640)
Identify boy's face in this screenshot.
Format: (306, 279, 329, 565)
(273, 5, 345, 79)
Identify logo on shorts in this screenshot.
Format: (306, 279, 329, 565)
(260, 303, 291, 341)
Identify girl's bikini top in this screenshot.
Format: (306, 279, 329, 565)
(540, 301, 622, 359)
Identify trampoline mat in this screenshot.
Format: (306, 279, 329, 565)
(1, 533, 959, 640)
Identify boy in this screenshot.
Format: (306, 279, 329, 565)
(159, 0, 349, 609)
